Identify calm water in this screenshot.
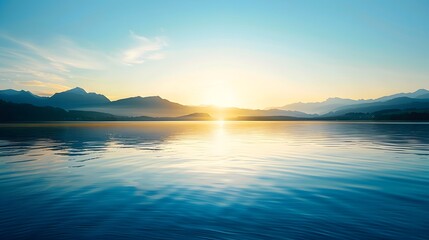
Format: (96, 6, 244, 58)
(0, 121, 428, 239)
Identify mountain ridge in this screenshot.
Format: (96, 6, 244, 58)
(2, 99, 428, 122)
(324, 97, 429, 117)
(279, 89, 429, 114)
(1, 87, 428, 119)
(49, 87, 111, 108)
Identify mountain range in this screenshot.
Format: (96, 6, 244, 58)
(0, 87, 428, 121)
(279, 89, 429, 114)
(0, 87, 314, 118)
(0, 100, 216, 122)
(0, 87, 110, 109)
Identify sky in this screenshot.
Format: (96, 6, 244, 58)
(0, 0, 428, 108)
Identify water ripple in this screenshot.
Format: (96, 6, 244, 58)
(0, 121, 428, 239)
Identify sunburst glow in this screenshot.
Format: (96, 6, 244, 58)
(203, 82, 237, 107)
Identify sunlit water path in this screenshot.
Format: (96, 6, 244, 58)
(0, 121, 428, 239)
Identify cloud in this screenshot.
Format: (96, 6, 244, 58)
(0, 33, 112, 94)
(15, 80, 69, 90)
(0, 34, 106, 72)
(0, 31, 168, 94)
(13, 80, 70, 96)
(121, 31, 167, 65)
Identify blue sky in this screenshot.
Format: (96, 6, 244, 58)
(0, 0, 428, 108)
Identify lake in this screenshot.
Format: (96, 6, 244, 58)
(0, 121, 428, 239)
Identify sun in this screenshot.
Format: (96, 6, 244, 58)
(204, 83, 237, 107)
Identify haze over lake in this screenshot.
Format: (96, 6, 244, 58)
(0, 121, 428, 239)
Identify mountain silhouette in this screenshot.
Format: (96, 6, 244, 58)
(325, 97, 429, 117)
(0, 87, 110, 109)
(375, 89, 429, 102)
(1, 87, 428, 120)
(279, 97, 368, 114)
(416, 93, 429, 99)
(0, 89, 48, 106)
(72, 90, 313, 118)
(280, 89, 429, 114)
(109, 96, 183, 108)
(80, 101, 313, 118)
(48, 87, 110, 108)
(0, 100, 120, 121)
(0, 100, 215, 122)
(79, 95, 190, 117)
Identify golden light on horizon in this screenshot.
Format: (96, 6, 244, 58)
(217, 119, 225, 125)
(202, 80, 238, 108)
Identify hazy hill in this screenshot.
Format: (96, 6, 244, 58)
(318, 109, 429, 121)
(175, 113, 212, 120)
(2, 87, 428, 119)
(0, 87, 311, 118)
(417, 93, 429, 99)
(0, 100, 214, 122)
(193, 106, 314, 119)
(375, 89, 429, 102)
(2, 99, 428, 122)
(0, 100, 119, 121)
(109, 96, 181, 108)
(324, 97, 429, 117)
(0, 89, 48, 106)
(0, 87, 110, 109)
(78, 95, 189, 117)
(280, 89, 429, 114)
(48, 87, 110, 108)
(79, 101, 313, 119)
(279, 97, 369, 114)
(73, 91, 313, 118)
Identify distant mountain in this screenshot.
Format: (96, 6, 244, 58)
(48, 87, 110, 108)
(79, 95, 190, 117)
(80, 103, 314, 119)
(2, 87, 428, 120)
(109, 96, 181, 108)
(175, 113, 213, 120)
(133, 113, 213, 121)
(195, 107, 314, 119)
(280, 89, 429, 114)
(279, 97, 369, 114)
(231, 115, 300, 121)
(0, 100, 214, 122)
(0, 87, 110, 109)
(324, 97, 429, 117)
(375, 89, 429, 102)
(416, 93, 429, 99)
(0, 89, 48, 106)
(318, 109, 429, 121)
(0, 87, 312, 118)
(0, 100, 120, 121)
(77, 94, 314, 118)
(2, 98, 429, 122)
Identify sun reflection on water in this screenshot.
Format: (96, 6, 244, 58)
(0, 122, 428, 239)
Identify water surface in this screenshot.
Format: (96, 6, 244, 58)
(0, 121, 428, 239)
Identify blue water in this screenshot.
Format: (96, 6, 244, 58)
(0, 121, 428, 239)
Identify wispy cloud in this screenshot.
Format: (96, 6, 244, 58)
(121, 31, 167, 65)
(1, 34, 106, 72)
(14, 80, 70, 95)
(0, 33, 111, 94)
(0, 31, 169, 95)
